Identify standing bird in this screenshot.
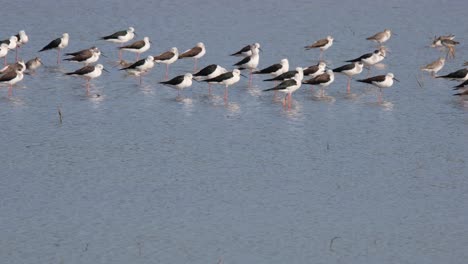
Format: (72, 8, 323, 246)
(230, 43, 260, 57)
(25, 57, 43, 73)
(436, 68, 468, 81)
(0, 69, 24, 96)
(39, 33, 69, 64)
(421, 57, 445, 77)
(178, 42, 206, 71)
(64, 47, 101, 65)
(263, 67, 304, 109)
(153, 47, 179, 79)
(253, 58, 289, 78)
(120, 55, 155, 85)
(193, 64, 228, 95)
(159, 73, 193, 96)
(0, 43, 9, 65)
(203, 69, 242, 101)
(119, 37, 151, 61)
(357, 73, 399, 103)
(101, 27, 135, 61)
(333, 61, 364, 93)
(233, 44, 260, 86)
(65, 64, 106, 90)
(305, 36, 334, 60)
(15, 30, 28, 61)
(303, 69, 335, 97)
(367, 29, 392, 46)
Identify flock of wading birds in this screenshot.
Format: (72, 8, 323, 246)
(1, 28, 467, 108)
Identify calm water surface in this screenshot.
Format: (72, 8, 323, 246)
(1, 0, 467, 263)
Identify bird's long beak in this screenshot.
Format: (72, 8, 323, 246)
(103, 68, 110, 73)
(393, 77, 400, 82)
(101, 52, 108, 58)
(259, 48, 263, 53)
(240, 73, 248, 78)
(393, 32, 398, 36)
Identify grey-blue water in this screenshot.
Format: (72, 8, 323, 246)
(1, 0, 467, 263)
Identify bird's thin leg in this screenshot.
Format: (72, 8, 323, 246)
(208, 83, 212, 96)
(273, 81, 278, 98)
(224, 85, 228, 102)
(347, 77, 351, 93)
(8, 84, 12, 97)
(57, 49, 60, 65)
(165, 64, 169, 80)
(15, 47, 18, 62)
(194, 58, 198, 72)
(450, 47, 456, 59)
(378, 88, 383, 103)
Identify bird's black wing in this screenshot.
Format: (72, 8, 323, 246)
(264, 79, 297, 91)
(233, 56, 251, 66)
(230, 45, 250, 56)
(437, 69, 468, 79)
(194, 64, 217, 76)
(346, 52, 373, 63)
(333, 63, 355, 73)
(356, 75, 386, 84)
(64, 50, 92, 62)
(39, 37, 61, 52)
(263, 70, 297, 81)
(160, 75, 185, 85)
(204, 72, 233, 83)
(120, 58, 146, 70)
(101, 30, 127, 40)
(253, 63, 282, 74)
(65, 65, 95, 75)
(453, 79, 468, 89)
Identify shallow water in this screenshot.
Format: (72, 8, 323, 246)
(1, 0, 468, 263)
